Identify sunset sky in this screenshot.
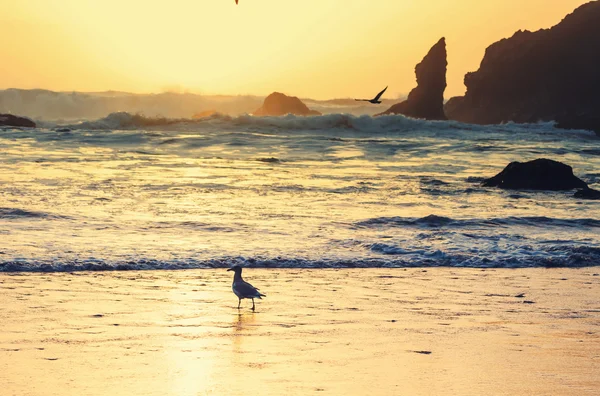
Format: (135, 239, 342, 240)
(1, 0, 590, 100)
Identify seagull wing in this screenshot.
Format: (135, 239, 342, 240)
(235, 280, 266, 298)
(373, 86, 388, 101)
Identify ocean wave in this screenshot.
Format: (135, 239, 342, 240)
(355, 215, 600, 229)
(1, 246, 599, 272)
(69, 112, 197, 130)
(63, 111, 599, 137)
(66, 111, 432, 132)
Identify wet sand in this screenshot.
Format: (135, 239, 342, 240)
(1, 268, 599, 395)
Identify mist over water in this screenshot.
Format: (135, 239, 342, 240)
(0, 112, 599, 271)
(0, 89, 391, 121)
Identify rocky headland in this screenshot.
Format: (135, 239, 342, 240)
(445, 2, 600, 135)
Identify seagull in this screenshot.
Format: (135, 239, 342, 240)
(227, 265, 266, 311)
(355, 86, 388, 104)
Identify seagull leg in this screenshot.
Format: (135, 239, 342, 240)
(237, 298, 241, 309)
(251, 299, 255, 311)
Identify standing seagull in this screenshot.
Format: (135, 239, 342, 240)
(227, 265, 266, 311)
(355, 86, 388, 104)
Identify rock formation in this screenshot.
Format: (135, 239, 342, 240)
(0, 114, 36, 128)
(574, 188, 600, 200)
(482, 158, 588, 190)
(377, 38, 447, 119)
(445, 2, 600, 135)
(253, 92, 321, 116)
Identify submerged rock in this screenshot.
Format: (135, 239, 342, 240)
(445, 2, 600, 134)
(253, 92, 321, 116)
(377, 38, 447, 120)
(0, 113, 36, 128)
(574, 188, 600, 200)
(482, 159, 588, 190)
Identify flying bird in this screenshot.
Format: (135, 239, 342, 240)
(227, 265, 266, 311)
(355, 86, 388, 104)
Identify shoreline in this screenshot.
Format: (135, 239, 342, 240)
(1, 268, 599, 395)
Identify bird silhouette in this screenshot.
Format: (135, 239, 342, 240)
(355, 86, 388, 104)
(227, 265, 266, 311)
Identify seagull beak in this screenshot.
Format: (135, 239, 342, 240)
(227, 268, 233, 271)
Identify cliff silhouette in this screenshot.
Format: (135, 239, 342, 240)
(377, 38, 447, 120)
(445, 1, 600, 134)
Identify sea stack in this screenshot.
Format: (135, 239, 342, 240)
(377, 38, 447, 120)
(253, 92, 321, 116)
(445, 1, 600, 135)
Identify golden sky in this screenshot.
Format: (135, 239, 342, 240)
(0, 0, 590, 99)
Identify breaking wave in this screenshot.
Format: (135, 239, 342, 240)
(67, 111, 440, 132)
(70, 112, 195, 130)
(64, 111, 597, 137)
(1, 246, 599, 272)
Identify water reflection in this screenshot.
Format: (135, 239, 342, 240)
(233, 312, 256, 334)
(232, 312, 257, 357)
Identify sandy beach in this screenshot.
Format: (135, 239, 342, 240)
(1, 268, 598, 395)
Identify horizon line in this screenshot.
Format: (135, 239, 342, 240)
(0, 87, 410, 103)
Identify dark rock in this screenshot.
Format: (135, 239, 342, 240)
(557, 114, 600, 136)
(411, 350, 432, 355)
(443, 96, 465, 120)
(482, 158, 588, 190)
(0, 114, 36, 128)
(574, 188, 600, 200)
(445, 2, 600, 134)
(377, 38, 447, 120)
(253, 92, 321, 116)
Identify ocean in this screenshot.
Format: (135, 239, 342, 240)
(1, 112, 599, 271)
